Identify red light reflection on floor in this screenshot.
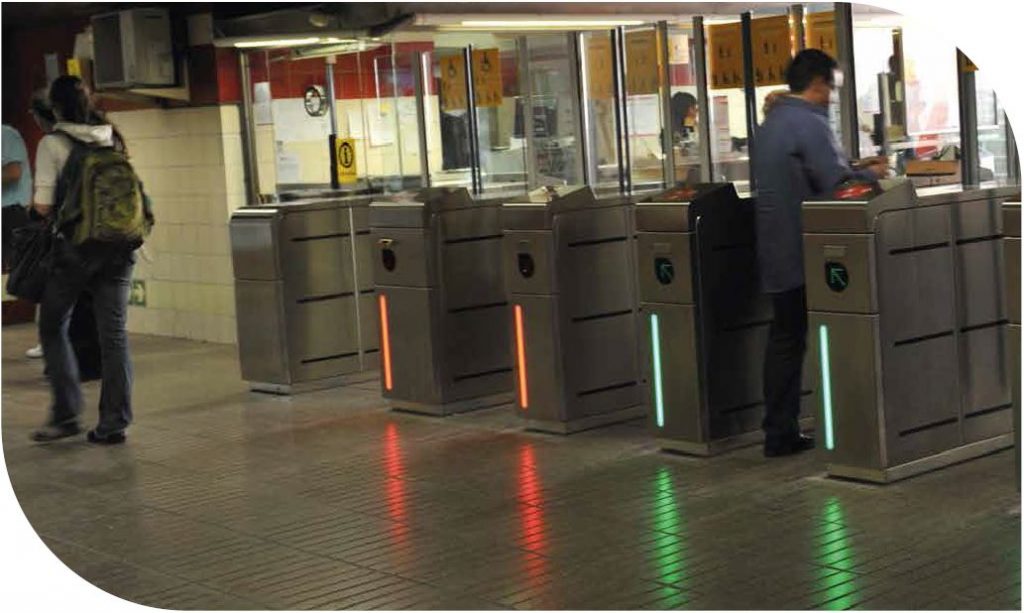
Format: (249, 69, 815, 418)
(382, 423, 409, 545)
(517, 443, 549, 584)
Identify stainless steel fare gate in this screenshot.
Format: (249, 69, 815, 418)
(636, 183, 816, 455)
(370, 188, 513, 415)
(804, 181, 1019, 482)
(502, 186, 646, 434)
(229, 196, 379, 394)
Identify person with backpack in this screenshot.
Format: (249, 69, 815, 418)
(29, 76, 153, 445)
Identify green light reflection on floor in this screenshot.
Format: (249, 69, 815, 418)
(650, 466, 688, 605)
(817, 496, 860, 610)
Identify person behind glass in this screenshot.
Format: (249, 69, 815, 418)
(30, 76, 136, 445)
(753, 49, 886, 457)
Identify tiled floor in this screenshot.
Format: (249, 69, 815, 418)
(2, 323, 1020, 610)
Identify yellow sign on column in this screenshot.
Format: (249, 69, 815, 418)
(472, 48, 503, 108)
(586, 35, 615, 99)
(625, 30, 660, 95)
(751, 15, 792, 87)
(336, 137, 357, 184)
(439, 54, 467, 111)
(806, 12, 837, 56)
(708, 22, 744, 90)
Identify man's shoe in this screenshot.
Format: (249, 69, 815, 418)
(87, 429, 126, 445)
(31, 423, 82, 442)
(25, 345, 43, 359)
(764, 434, 815, 458)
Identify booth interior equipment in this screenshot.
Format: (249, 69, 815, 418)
(370, 187, 514, 415)
(502, 186, 646, 434)
(635, 182, 816, 456)
(230, 195, 379, 394)
(803, 179, 1021, 483)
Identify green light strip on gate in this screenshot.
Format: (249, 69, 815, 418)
(819, 324, 835, 451)
(651, 314, 665, 428)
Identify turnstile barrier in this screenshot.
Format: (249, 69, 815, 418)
(229, 196, 378, 393)
(370, 187, 513, 415)
(503, 186, 645, 433)
(804, 181, 1019, 482)
(635, 183, 816, 455)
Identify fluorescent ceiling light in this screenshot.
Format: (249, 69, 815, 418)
(234, 36, 356, 49)
(454, 19, 645, 29)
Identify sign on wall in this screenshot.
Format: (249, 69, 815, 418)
(440, 54, 467, 111)
(806, 11, 837, 56)
(751, 15, 792, 87)
(335, 137, 358, 184)
(625, 30, 660, 95)
(472, 48, 504, 108)
(708, 22, 744, 90)
(439, 49, 504, 111)
(587, 35, 615, 99)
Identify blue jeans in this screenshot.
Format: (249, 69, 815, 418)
(39, 240, 135, 436)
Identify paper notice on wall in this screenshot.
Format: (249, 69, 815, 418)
(275, 146, 301, 184)
(367, 100, 396, 147)
(397, 98, 420, 155)
(345, 107, 365, 139)
(253, 82, 273, 126)
(626, 95, 661, 136)
(271, 99, 329, 143)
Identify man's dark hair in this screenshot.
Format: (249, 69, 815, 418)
(785, 49, 838, 93)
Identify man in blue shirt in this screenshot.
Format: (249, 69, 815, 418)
(2, 123, 33, 270)
(754, 50, 886, 457)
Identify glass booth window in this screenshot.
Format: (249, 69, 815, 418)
(624, 26, 666, 193)
(580, 30, 620, 195)
(666, 24, 702, 186)
(431, 47, 475, 190)
(474, 36, 527, 195)
(975, 69, 1012, 183)
(854, 10, 961, 183)
(523, 33, 583, 187)
(705, 19, 750, 191)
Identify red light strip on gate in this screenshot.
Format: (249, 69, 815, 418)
(514, 304, 529, 409)
(379, 294, 393, 391)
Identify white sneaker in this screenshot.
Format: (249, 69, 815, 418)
(25, 345, 43, 359)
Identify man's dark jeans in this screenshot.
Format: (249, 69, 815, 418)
(762, 285, 808, 446)
(39, 240, 134, 436)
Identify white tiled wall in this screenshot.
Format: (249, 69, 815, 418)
(108, 105, 246, 345)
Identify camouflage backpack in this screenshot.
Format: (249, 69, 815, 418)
(55, 132, 154, 247)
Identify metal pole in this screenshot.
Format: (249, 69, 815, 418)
(957, 50, 980, 187)
(325, 56, 340, 191)
(657, 21, 675, 188)
(612, 26, 632, 195)
(692, 16, 713, 183)
(740, 12, 758, 191)
(571, 32, 592, 187)
(325, 56, 338, 136)
(518, 36, 538, 189)
(389, 44, 405, 188)
(790, 4, 805, 53)
(412, 51, 431, 188)
(835, 2, 860, 160)
(463, 45, 482, 195)
(237, 51, 261, 204)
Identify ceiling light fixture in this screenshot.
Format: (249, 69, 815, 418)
(453, 18, 645, 29)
